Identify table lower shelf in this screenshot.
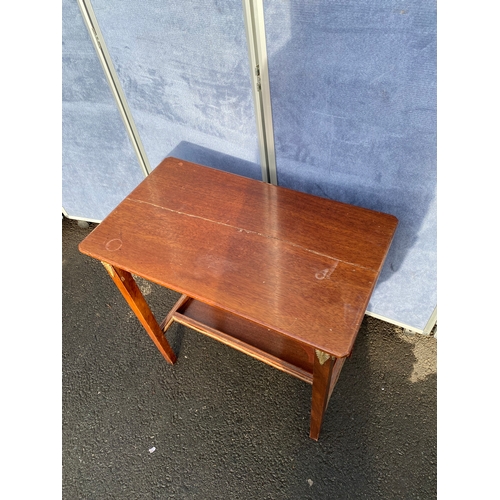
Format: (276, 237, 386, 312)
(161, 295, 315, 384)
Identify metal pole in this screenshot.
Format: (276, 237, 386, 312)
(77, 0, 151, 177)
(242, 0, 278, 185)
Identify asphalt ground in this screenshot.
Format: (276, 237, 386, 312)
(62, 216, 437, 499)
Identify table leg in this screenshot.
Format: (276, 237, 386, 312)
(309, 350, 346, 440)
(101, 261, 177, 364)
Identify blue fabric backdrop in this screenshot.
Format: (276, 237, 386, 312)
(62, 0, 144, 221)
(263, 0, 436, 329)
(62, 0, 436, 330)
(90, 0, 261, 177)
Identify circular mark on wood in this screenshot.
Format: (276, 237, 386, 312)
(105, 238, 122, 251)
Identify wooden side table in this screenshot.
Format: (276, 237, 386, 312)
(79, 157, 398, 440)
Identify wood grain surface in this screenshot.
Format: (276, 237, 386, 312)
(79, 157, 398, 358)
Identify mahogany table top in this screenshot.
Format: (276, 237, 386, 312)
(79, 157, 398, 358)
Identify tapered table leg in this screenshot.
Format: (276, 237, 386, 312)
(101, 261, 177, 364)
(309, 350, 346, 440)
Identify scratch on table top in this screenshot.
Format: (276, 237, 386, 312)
(126, 197, 374, 272)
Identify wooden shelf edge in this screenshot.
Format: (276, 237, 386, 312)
(172, 312, 313, 385)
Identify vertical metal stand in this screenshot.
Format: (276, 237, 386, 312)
(77, 0, 151, 177)
(242, 0, 278, 185)
(423, 306, 437, 336)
